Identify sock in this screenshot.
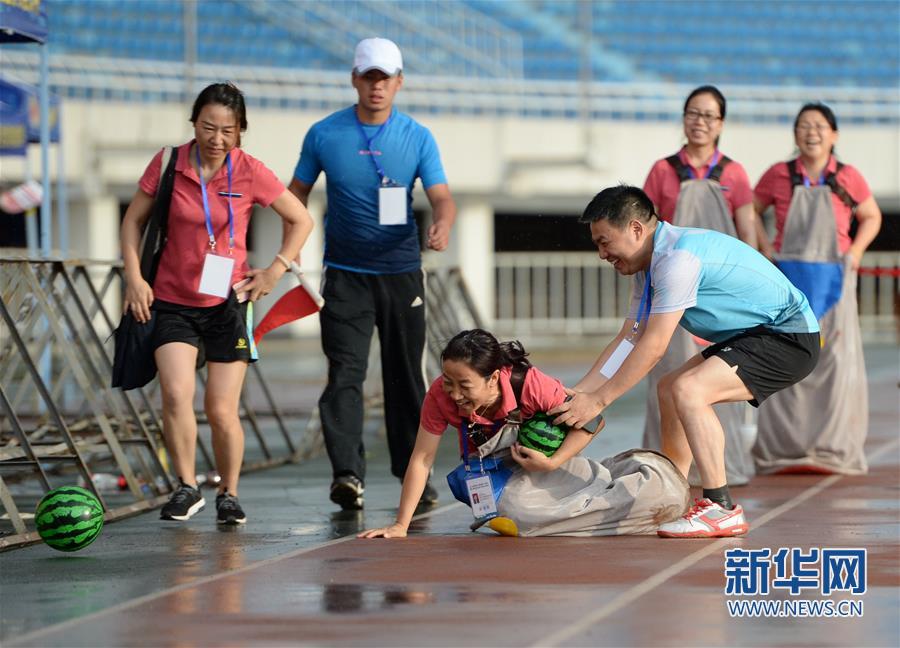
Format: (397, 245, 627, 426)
(702, 485, 734, 510)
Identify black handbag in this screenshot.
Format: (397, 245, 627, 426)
(111, 146, 178, 390)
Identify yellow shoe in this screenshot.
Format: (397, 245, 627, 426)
(487, 516, 519, 537)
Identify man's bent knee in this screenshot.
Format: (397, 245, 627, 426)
(670, 374, 710, 411)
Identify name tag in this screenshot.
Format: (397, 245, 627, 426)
(600, 339, 634, 378)
(465, 473, 498, 521)
(378, 185, 407, 225)
(198, 253, 234, 298)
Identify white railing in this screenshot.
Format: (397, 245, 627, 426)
(1, 49, 896, 123)
(494, 251, 900, 336)
(244, 0, 524, 79)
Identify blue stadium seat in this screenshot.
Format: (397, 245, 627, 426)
(40, 0, 898, 89)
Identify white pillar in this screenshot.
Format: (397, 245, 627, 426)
(69, 195, 118, 260)
(444, 198, 494, 327)
(72, 195, 120, 330)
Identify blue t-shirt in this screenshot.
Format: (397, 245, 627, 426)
(628, 222, 819, 343)
(293, 106, 448, 274)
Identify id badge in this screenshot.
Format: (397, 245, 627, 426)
(378, 185, 407, 225)
(599, 338, 634, 378)
(198, 253, 235, 298)
(465, 473, 498, 521)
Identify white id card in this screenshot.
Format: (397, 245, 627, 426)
(600, 339, 635, 378)
(378, 185, 407, 225)
(198, 253, 235, 298)
(465, 474, 498, 520)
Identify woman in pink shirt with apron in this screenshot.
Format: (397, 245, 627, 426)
(753, 103, 882, 475)
(641, 86, 758, 486)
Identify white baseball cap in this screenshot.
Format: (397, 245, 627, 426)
(353, 38, 403, 76)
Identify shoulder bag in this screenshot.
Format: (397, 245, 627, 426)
(111, 146, 178, 390)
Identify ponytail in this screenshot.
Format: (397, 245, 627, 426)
(499, 340, 532, 370)
(442, 329, 531, 378)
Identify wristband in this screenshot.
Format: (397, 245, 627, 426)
(275, 254, 291, 270)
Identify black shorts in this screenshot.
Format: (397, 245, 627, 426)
(152, 295, 257, 365)
(700, 326, 820, 407)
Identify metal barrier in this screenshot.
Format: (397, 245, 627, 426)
(0, 258, 485, 550)
(6, 250, 889, 549)
(494, 251, 900, 336)
(0, 256, 321, 550)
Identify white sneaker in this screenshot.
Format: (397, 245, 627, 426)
(657, 498, 749, 538)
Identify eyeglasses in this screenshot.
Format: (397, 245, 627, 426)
(683, 109, 722, 124)
(795, 123, 831, 133)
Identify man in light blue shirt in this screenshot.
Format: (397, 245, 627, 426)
(552, 185, 819, 538)
(289, 38, 456, 510)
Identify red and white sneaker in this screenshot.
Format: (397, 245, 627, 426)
(657, 498, 749, 538)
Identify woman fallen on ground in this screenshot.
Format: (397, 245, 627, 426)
(359, 329, 689, 538)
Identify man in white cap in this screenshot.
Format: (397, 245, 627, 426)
(289, 38, 456, 511)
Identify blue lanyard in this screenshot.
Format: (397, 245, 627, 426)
(630, 269, 652, 339)
(355, 108, 393, 184)
(687, 149, 720, 180)
(196, 146, 235, 251)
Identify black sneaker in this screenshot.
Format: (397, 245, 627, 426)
(215, 490, 246, 525)
(160, 480, 205, 521)
(330, 474, 364, 510)
(419, 480, 439, 506)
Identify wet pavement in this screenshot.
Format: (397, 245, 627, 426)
(1, 339, 897, 647)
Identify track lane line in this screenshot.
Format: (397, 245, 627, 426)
(8, 502, 463, 647)
(534, 437, 900, 647)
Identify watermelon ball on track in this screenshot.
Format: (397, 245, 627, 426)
(34, 486, 104, 552)
(517, 412, 568, 457)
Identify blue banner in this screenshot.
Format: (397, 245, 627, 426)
(0, 0, 48, 44)
(0, 76, 60, 155)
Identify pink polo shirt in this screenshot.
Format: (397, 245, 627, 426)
(753, 156, 871, 254)
(643, 148, 754, 222)
(138, 141, 285, 307)
(420, 365, 567, 456)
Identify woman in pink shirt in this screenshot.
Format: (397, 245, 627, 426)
(359, 329, 688, 538)
(643, 85, 756, 241)
(752, 103, 882, 475)
(120, 83, 314, 525)
(641, 86, 757, 487)
(753, 103, 881, 267)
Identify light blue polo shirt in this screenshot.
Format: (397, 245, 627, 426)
(628, 222, 819, 343)
(293, 106, 447, 274)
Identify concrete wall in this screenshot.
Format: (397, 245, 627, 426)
(5, 99, 898, 204)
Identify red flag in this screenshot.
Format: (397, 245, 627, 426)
(253, 270, 324, 342)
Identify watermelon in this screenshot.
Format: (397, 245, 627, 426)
(34, 486, 104, 552)
(518, 412, 568, 457)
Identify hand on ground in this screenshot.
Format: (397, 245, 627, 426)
(358, 523, 408, 539)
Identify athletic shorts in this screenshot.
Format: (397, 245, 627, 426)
(701, 326, 820, 407)
(152, 295, 257, 364)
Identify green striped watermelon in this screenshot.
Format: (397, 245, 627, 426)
(34, 486, 104, 552)
(518, 413, 568, 457)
